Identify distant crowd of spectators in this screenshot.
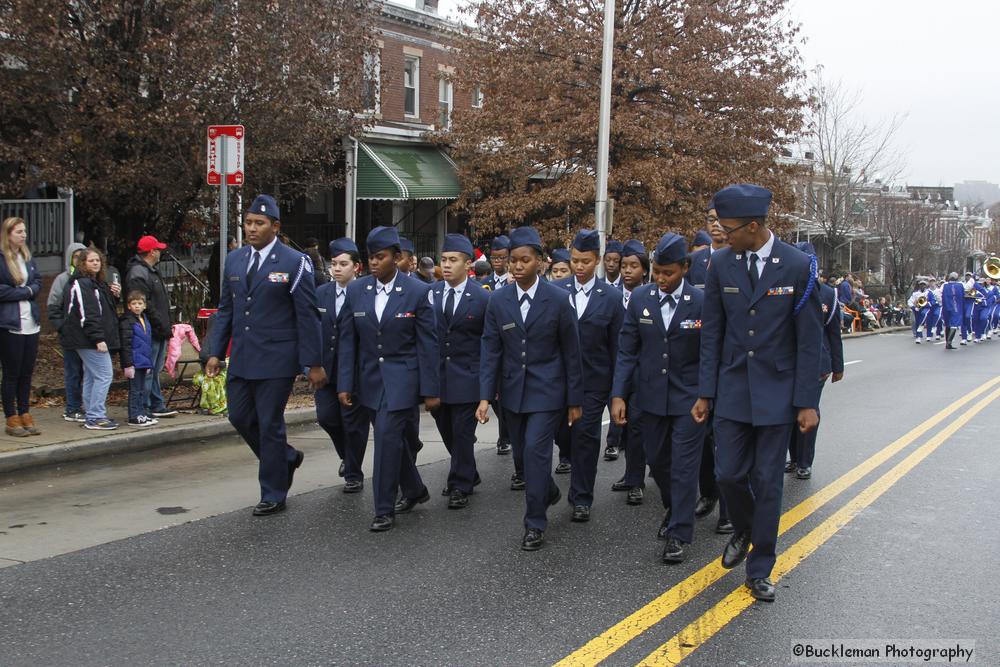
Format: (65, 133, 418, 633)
(827, 272, 908, 332)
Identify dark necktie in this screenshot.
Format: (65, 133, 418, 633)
(444, 287, 456, 324)
(748, 253, 760, 290)
(660, 294, 676, 308)
(247, 251, 260, 283)
(519, 293, 531, 305)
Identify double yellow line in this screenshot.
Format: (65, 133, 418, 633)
(556, 375, 1000, 667)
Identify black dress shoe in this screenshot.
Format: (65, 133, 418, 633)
(394, 487, 430, 513)
(611, 477, 631, 492)
(287, 450, 305, 489)
(338, 461, 345, 477)
(497, 442, 512, 455)
(715, 518, 735, 534)
(555, 461, 572, 474)
(548, 486, 562, 507)
(721, 530, 752, 569)
(343, 480, 363, 494)
(694, 495, 717, 518)
(474, 473, 482, 487)
(656, 509, 672, 540)
(521, 528, 544, 551)
(252, 501, 286, 516)
(448, 490, 469, 509)
(745, 577, 775, 601)
(510, 473, 526, 491)
(662, 537, 686, 564)
(604, 446, 620, 461)
(571, 505, 590, 522)
(370, 515, 394, 532)
(796, 466, 812, 479)
(784, 460, 796, 473)
(626, 486, 644, 505)
(441, 485, 451, 496)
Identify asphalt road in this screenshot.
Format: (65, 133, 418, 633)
(1, 332, 997, 666)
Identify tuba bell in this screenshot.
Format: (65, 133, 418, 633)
(984, 256, 1000, 280)
(916, 295, 928, 309)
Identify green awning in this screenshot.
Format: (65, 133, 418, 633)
(356, 142, 461, 201)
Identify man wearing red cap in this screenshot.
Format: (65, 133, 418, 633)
(124, 235, 178, 418)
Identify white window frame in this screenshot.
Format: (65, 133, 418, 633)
(472, 84, 484, 109)
(404, 56, 420, 118)
(438, 78, 453, 129)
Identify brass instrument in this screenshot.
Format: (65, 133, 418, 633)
(916, 295, 928, 309)
(984, 256, 1000, 280)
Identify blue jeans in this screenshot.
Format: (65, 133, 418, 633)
(77, 348, 113, 421)
(129, 368, 149, 420)
(63, 347, 83, 415)
(144, 337, 168, 413)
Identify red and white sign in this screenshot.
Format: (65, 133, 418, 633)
(207, 125, 245, 186)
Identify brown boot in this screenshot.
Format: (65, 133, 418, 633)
(19, 413, 40, 435)
(5, 415, 29, 437)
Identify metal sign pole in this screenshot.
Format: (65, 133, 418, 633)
(594, 0, 616, 277)
(219, 134, 228, 299)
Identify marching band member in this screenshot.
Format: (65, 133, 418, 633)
(961, 272, 976, 345)
(941, 272, 964, 350)
(928, 278, 943, 341)
(907, 279, 933, 344)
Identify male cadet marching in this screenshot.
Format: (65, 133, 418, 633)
(486, 234, 513, 455)
(692, 184, 822, 602)
(477, 226, 584, 551)
(337, 226, 440, 532)
(430, 234, 489, 509)
(315, 238, 369, 494)
(686, 202, 733, 533)
(206, 194, 326, 516)
(612, 233, 707, 564)
(397, 237, 417, 276)
(553, 230, 623, 522)
(907, 279, 934, 344)
(786, 242, 844, 480)
(941, 272, 964, 350)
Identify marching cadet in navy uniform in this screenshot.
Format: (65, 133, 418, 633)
(477, 226, 584, 551)
(786, 242, 844, 480)
(397, 236, 416, 276)
(690, 229, 712, 253)
(486, 235, 513, 455)
(941, 272, 964, 350)
(206, 194, 326, 516)
(686, 202, 732, 532)
(430, 234, 489, 509)
(553, 230, 623, 522)
(337, 226, 440, 532)
(613, 233, 708, 563)
(692, 184, 822, 602)
(315, 238, 370, 494)
(603, 239, 624, 289)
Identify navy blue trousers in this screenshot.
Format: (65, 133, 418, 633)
(605, 419, 623, 448)
(555, 419, 571, 465)
(788, 381, 826, 469)
(369, 397, 425, 517)
(699, 415, 730, 521)
(621, 393, 648, 488)
(226, 376, 299, 503)
(432, 402, 479, 494)
(714, 417, 793, 579)
(641, 411, 706, 543)
(315, 385, 370, 483)
(506, 409, 562, 531)
(566, 391, 609, 507)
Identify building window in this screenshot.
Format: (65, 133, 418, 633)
(438, 78, 453, 129)
(363, 51, 380, 112)
(404, 57, 420, 117)
(472, 84, 484, 108)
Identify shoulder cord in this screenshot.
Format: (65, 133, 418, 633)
(792, 254, 818, 317)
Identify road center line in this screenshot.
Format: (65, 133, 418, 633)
(636, 384, 1000, 666)
(553, 375, 1000, 667)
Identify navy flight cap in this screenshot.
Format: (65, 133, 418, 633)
(571, 229, 600, 253)
(622, 239, 647, 258)
(712, 184, 772, 219)
(442, 233, 475, 257)
(692, 230, 712, 247)
(604, 239, 624, 255)
(509, 227, 543, 253)
(366, 226, 401, 254)
(550, 248, 571, 265)
(654, 232, 687, 265)
(249, 194, 280, 220)
(329, 237, 359, 258)
(491, 235, 511, 252)
(399, 237, 415, 254)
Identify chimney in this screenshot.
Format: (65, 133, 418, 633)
(417, 0, 438, 13)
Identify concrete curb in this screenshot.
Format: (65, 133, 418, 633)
(0, 407, 318, 475)
(843, 325, 910, 339)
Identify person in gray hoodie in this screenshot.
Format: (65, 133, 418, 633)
(48, 242, 88, 421)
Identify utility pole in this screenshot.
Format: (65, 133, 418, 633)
(593, 0, 616, 275)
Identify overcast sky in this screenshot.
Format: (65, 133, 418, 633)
(409, 0, 999, 188)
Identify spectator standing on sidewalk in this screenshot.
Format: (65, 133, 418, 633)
(119, 291, 158, 427)
(47, 243, 88, 422)
(61, 249, 122, 430)
(0, 217, 43, 437)
(124, 235, 178, 418)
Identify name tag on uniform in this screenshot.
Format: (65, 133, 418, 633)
(396, 312, 415, 318)
(229, 275, 240, 282)
(767, 286, 794, 296)
(502, 322, 516, 331)
(268, 272, 289, 283)
(723, 287, 740, 293)
(680, 320, 702, 329)
(317, 307, 327, 313)
(639, 318, 654, 325)
(353, 312, 366, 317)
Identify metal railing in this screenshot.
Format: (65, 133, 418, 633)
(0, 196, 72, 256)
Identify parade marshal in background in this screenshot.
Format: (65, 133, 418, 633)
(206, 194, 326, 517)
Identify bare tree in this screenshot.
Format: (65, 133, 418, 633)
(873, 194, 936, 295)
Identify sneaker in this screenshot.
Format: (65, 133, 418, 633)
(127, 416, 156, 427)
(85, 418, 119, 430)
(63, 411, 86, 423)
(151, 408, 178, 418)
